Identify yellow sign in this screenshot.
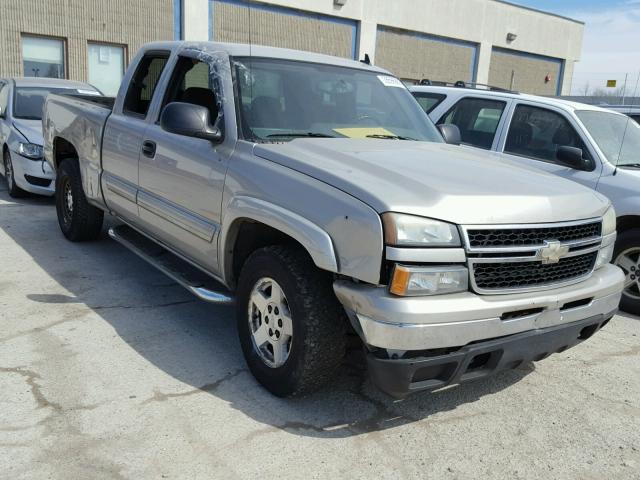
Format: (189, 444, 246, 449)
(607, 80, 617, 88)
(333, 127, 396, 139)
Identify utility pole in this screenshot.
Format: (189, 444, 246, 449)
(622, 73, 628, 105)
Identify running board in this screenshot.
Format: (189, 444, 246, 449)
(108, 225, 234, 304)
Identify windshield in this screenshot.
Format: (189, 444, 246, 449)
(576, 110, 640, 167)
(233, 57, 443, 143)
(13, 86, 97, 120)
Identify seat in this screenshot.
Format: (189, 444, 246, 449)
(181, 87, 218, 124)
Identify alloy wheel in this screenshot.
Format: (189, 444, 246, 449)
(615, 248, 640, 300)
(247, 277, 293, 368)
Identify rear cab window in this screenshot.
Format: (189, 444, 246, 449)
(438, 97, 506, 150)
(123, 52, 170, 117)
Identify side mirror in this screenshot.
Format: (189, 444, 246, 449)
(556, 146, 592, 171)
(0, 106, 4, 118)
(160, 102, 222, 143)
(437, 124, 462, 146)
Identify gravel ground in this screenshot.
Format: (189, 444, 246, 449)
(1, 185, 639, 480)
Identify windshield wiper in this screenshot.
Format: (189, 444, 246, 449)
(617, 163, 640, 169)
(366, 134, 416, 141)
(266, 132, 336, 138)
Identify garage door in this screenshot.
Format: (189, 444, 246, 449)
(489, 47, 563, 95)
(210, 0, 357, 59)
(375, 27, 478, 84)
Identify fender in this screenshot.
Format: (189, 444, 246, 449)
(219, 196, 339, 283)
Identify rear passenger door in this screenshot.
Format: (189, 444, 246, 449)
(413, 92, 446, 115)
(101, 51, 170, 222)
(498, 102, 601, 189)
(437, 97, 508, 150)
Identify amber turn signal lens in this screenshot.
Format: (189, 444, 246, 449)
(390, 265, 411, 296)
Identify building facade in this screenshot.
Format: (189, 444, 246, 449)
(0, 0, 584, 96)
(182, 0, 584, 95)
(0, 0, 177, 95)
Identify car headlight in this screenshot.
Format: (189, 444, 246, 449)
(382, 213, 461, 247)
(390, 265, 469, 296)
(17, 142, 43, 160)
(602, 206, 616, 236)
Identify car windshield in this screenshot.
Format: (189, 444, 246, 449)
(233, 57, 442, 143)
(576, 110, 640, 167)
(14, 86, 97, 120)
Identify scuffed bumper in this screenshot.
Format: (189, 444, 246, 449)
(10, 151, 55, 196)
(334, 264, 623, 352)
(366, 313, 615, 398)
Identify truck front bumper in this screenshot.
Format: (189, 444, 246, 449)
(333, 264, 623, 397)
(365, 314, 614, 398)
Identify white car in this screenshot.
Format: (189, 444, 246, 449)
(0, 77, 100, 197)
(409, 82, 640, 314)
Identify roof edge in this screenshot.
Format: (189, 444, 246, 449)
(492, 0, 585, 25)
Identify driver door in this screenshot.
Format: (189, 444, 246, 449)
(136, 52, 230, 274)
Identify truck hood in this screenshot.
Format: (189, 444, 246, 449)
(12, 119, 44, 145)
(254, 139, 610, 225)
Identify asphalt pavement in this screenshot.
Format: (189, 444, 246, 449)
(1, 185, 638, 479)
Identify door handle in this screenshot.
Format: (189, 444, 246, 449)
(142, 140, 156, 158)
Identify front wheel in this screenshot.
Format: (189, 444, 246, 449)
(3, 149, 26, 198)
(236, 245, 347, 397)
(55, 158, 104, 241)
(613, 228, 640, 315)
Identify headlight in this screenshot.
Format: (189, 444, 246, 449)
(602, 206, 616, 236)
(382, 213, 460, 247)
(595, 242, 615, 270)
(390, 265, 468, 296)
(17, 142, 43, 160)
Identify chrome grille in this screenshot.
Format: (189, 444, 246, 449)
(463, 219, 603, 294)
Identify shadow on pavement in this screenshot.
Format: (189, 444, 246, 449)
(1, 187, 534, 438)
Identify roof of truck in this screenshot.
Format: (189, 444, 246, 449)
(141, 41, 391, 75)
(6, 77, 96, 90)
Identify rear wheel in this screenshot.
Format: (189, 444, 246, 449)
(55, 158, 104, 241)
(3, 149, 26, 198)
(236, 245, 347, 397)
(614, 229, 640, 315)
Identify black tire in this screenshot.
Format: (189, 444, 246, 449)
(3, 148, 26, 198)
(236, 245, 347, 397)
(55, 158, 104, 241)
(613, 229, 640, 315)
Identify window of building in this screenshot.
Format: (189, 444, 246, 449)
(22, 35, 65, 79)
(412, 92, 447, 114)
(123, 53, 170, 117)
(88, 43, 126, 96)
(439, 97, 506, 149)
(505, 104, 590, 164)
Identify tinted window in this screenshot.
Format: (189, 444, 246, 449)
(631, 115, 640, 125)
(13, 87, 98, 120)
(124, 53, 169, 116)
(234, 57, 442, 143)
(438, 97, 506, 149)
(412, 92, 446, 114)
(506, 105, 591, 164)
(162, 57, 219, 125)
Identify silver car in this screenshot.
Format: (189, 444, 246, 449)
(0, 77, 100, 196)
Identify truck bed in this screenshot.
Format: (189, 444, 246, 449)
(59, 93, 116, 110)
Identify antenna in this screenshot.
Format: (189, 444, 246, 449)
(360, 54, 370, 65)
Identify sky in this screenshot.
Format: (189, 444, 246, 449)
(511, 0, 640, 95)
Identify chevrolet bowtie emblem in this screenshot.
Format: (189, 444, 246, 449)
(537, 240, 570, 264)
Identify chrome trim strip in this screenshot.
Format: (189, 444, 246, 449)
(386, 246, 466, 263)
(137, 190, 218, 242)
(468, 243, 601, 264)
(466, 236, 601, 254)
(104, 173, 137, 203)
